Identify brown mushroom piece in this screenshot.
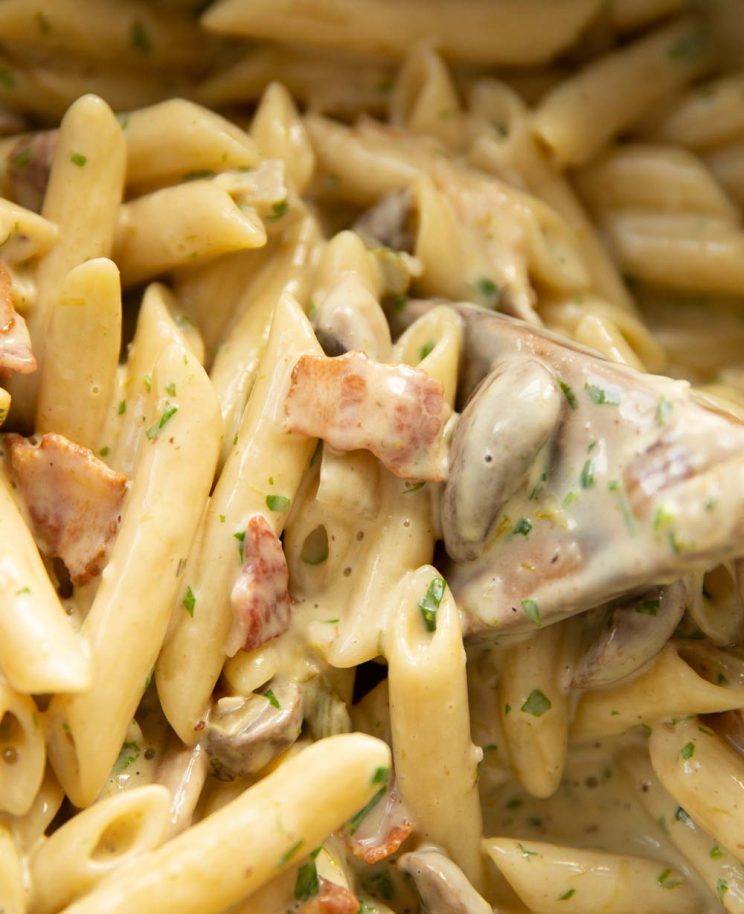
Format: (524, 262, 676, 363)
(570, 579, 689, 690)
(443, 304, 744, 634)
(397, 847, 492, 914)
(443, 357, 562, 562)
(6, 130, 58, 213)
(204, 682, 302, 781)
(353, 189, 415, 253)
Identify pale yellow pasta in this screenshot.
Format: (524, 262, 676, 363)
(388, 567, 483, 888)
(649, 717, 744, 866)
(0, 0, 216, 72)
(498, 625, 569, 799)
(113, 180, 266, 287)
(60, 734, 390, 914)
(483, 837, 702, 914)
(203, 0, 602, 66)
(156, 294, 322, 741)
(390, 45, 468, 152)
(8, 93, 125, 427)
(571, 642, 744, 742)
(5, 767, 64, 852)
(122, 98, 259, 191)
(224, 870, 296, 914)
(46, 341, 221, 807)
(28, 785, 171, 914)
(103, 282, 204, 477)
(208, 212, 320, 464)
(467, 79, 636, 312)
(0, 825, 25, 914)
(198, 45, 395, 119)
(250, 82, 315, 194)
(36, 258, 122, 448)
(609, 0, 688, 32)
(0, 465, 90, 695)
(0, 198, 58, 264)
(153, 740, 209, 837)
(0, 387, 9, 429)
(0, 680, 44, 816)
(620, 748, 744, 913)
(641, 75, 744, 152)
(532, 18, 713, 167)
(705, 142, 744, 207)
(575, 143, 739, 223)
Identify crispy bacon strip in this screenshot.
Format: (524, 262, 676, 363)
(285, 350, 450, 481)
(298, 879, 360, 914)
(6, 433, 127, 585)
(227, 514, 291, 657)
(0, 262, 35, 376)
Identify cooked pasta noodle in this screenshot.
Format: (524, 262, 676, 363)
(1, 4, 744, 914)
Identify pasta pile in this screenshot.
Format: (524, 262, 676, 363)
(2, 1, 744, 912)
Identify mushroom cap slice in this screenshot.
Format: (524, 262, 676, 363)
(443, 357, 561, 562)
(570, 579, 689, 690)
(204, 682, 302, 780)
(398, 847, 492, 914)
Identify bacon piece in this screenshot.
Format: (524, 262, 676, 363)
(285, 350, 450, 481)
(345, 776, 412, 865)
(0, 262, 35, 376)
(6, 433, 127, 585)
(298, 879, 360, 914)
(226, 514, 291, 657)
(7, 130, 57, 214)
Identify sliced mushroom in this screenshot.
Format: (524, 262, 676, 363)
(204, 682, 302, 780)
(398, 847, 492, 914)
(7, 130, 57, 213)
(443, 357, 562, 561)
(443, 305, 744, 634)
(570, 579, 689, 689)
(354, 189, 415, 253)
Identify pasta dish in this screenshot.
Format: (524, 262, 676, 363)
(2, 1, 744, 912)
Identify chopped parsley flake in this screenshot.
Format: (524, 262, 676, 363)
(0, 68, 15, 89)
(143, 373, 152, 391)
(419, 341, 435, 360)
(476, 276, 501, 307)
(234, 530, 246, 561)
(182, 586, 196, 617)
(15, 586, 30, 596)
(656, 398, 673, 426)
(268, 200, 289, 221)
(165, 382, 177, 397)
(145, 405, 177, 440)
(372, 766, 390, 785)
(118, 399, 127, 415)
(585, 382, 620, 406)
(505, 704, 512, 715)
(559, 380, 577, 409)
(117, 112, 130, 131)
(266, 494, 290, 512)
(131, 19, 152, 54)
(521, 689, 552, 717)
(558, 888, 575, 900)
(70, 152, 87, 167)
(392, 293, 408, 312)
(520, 598, 541, 626)
(264, 689, 280, 709)
(711, 845, 723, 859)
(418, 576, 446, 632)
(294, 859, 319, 902)
(680, 741, 695, 761)
(517, 843, 539, 859)
(668, 30, 705, 62)
(717, 879, 728, 901)
(580, 458, 595, 489)
(674, 806, 690, 824)
(183, 169, 215, 181)
(34, 11, 52, 34)
(277, 838, 304, 868)
(657, 868, 682, 890)
(99, 446, 110, 457)
(635, 598, 660, 615)
(114, 740, 140, 772)
(512, 517, 532, 536)
(403, 480, 425, 494)
(506, 796, 523, 809)
(12, 149, 30, 168)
